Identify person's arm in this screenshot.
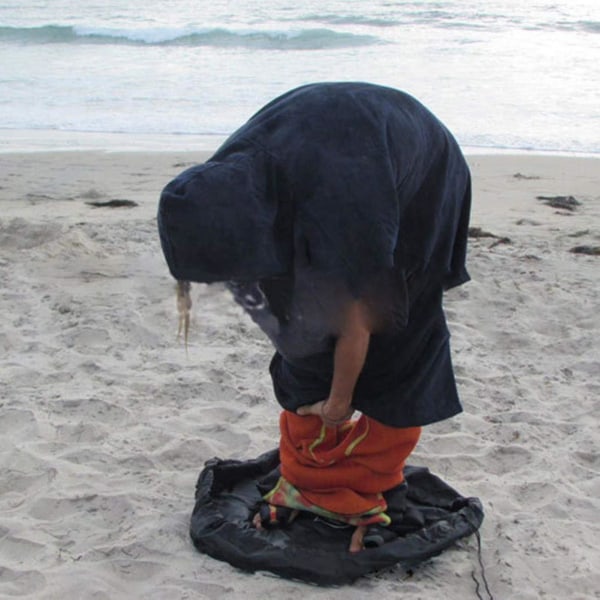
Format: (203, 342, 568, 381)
(297, 300, 372, 426)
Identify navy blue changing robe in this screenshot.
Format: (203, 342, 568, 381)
(158, 82, 472, 427)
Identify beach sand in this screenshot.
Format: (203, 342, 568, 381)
(0, 151, 598, 599)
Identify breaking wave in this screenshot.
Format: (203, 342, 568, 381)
(0, 24, 383, 49)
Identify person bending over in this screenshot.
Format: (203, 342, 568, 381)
(158, 82, 471, 552)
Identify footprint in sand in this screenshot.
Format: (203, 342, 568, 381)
(54, 398, 130, 426)
(0, 218, 62, 250)
(483, 444, 534, 476)
(61, 327, 111, 351)
(2, 469, 58, 498)
(0, 567, 46, 597)
(28, 492, 134, 526)
(0, 408, 38, 436)
(1, 534, 46, 565)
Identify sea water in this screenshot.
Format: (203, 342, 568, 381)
(0, 0, 598, 153)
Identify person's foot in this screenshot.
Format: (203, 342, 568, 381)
(252, 504, 299, 530)
(252, 512, 263, 531)
(349, 525, 367, 553)
(253, 507, 366, 553)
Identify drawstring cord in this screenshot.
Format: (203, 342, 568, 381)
(471, 530, 495, 600)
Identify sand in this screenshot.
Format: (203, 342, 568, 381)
(0, 151, 598, 599)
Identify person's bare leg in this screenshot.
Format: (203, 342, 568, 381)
(252, 506, 300, 531)
(349, 525, 366, 553)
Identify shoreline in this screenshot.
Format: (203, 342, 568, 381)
(1, 128, 599, 158)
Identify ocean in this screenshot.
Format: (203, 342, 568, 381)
(1, 0, 599, 154)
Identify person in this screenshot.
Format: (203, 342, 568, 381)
(158, 82, 471, 553)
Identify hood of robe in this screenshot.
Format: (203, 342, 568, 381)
(158, 150, 291, 283)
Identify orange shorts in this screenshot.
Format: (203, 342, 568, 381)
(265, 410, 421, 525)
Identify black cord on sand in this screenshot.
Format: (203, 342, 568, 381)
(471, 530, 494, 600)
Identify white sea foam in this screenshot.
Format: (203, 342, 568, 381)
(0, 24, 381, 48)
(0, 0, 598, 153)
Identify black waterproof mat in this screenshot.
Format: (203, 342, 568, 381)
(190, 449, 483, 585)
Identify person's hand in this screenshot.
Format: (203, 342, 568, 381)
(297, 398, 354, 427)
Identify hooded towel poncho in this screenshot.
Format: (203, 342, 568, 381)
(158, 82, 472, 427)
